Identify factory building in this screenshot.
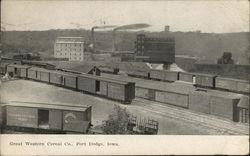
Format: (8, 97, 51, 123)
(134, 34, 175, 64)
(54, 37, 84, 61)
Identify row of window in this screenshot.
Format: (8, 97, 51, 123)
(56, 43, 83, 47)
(56, 48, 83, 52)
(56, 52, 82, 56)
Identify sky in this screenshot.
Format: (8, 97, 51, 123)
(1, 0, 249, 33)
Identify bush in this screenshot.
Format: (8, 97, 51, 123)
(101, 105, 131, 134)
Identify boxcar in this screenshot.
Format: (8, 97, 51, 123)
(27, 67, 50, 82)
(136, 86, 189, 108)
(179, 72, 196, 83)
(149, 69, 179, 82)
(6, 64, 31, 78)
(150, 69, 165, 80)
(215, 77, 250, 94)
(209, 94, 239, 121)
(163, 70, 179, 82)
(61, 72, 78, 89)
(195, 73, 216, 88)
(127, 70, 150, 79)
(49, 71, 64, 86)
(106, 79, 135, 103)
(77, 74, 97, 94)
(188, 91, 211, 114)
(3, 101, 92, 133)
(155, 90, 189, 108)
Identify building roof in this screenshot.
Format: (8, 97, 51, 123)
(5, 101, 91, 112)
(56, 63, 98, 74)
(28, 67, 51, 72)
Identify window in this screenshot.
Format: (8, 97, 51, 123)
(38, 109, 49, 128)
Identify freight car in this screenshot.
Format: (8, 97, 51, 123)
(188, 90, 240, 121)
(77, 74, 135, 104)
(6, 64, 31, 77)
(1, 101, 92, 134)
(150, 69, 179, 82)
(127, 70, 150, 79)
(135, 82, 191, 108)
(195, 73, 217, 88)
(5, 64, 136, 104)
(215, 76, 250, 94)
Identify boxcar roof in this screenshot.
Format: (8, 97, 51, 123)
(216, 76, 249, 83)
(195, 73, 216, 77)
(8, 64, 31, 68)
(28, 67, 51, 72)
(150, 69, 179, 73)
(78, 74, 130, 85)
(5, 101, 91, 111)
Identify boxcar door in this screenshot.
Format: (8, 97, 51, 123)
(148, 89, 155, 101)
(49, 110, 62, 130)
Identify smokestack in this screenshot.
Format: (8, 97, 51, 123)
(112, 30, 116, 52)
(91, 27, 95, 52)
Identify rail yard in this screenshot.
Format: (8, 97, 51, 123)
(0, 61, 249, 135)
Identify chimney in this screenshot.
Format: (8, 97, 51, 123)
(165, 25, 170, 32)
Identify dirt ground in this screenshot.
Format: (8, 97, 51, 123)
(0, 79, 232, 135)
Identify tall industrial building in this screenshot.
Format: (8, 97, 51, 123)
(54, 37, 84, 61)
(134, 34, 175, 64)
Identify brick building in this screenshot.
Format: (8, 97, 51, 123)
(134, 34, 175, 64)
(54, 37, 84, 61)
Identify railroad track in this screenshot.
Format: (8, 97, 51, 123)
(132, 98, 249, 135)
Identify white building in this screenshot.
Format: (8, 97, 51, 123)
(54, 37, 84, 61)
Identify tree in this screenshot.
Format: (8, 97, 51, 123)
(101, 105, 131, 134)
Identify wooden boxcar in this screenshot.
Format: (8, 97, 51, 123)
(77, 74, 97, 94)
(127, 70, 150, 79)
(195, 73, 216, 88)
(61, 72, 78, 89)
(179, 72, 196, 84)
(150, 69, 165, 80)
(49, 70, 64, 86)
(136, 85, 189, 108)
(149, 69, 179, 82)
(163, 70, 179, 82)
(78, 74, 135, 103)
(209, 94, 239, 121)
(188, 91, 211, 114)
(215, 77, 250, 94)
(6, 64, 31, 78)
(3, 101, 92, 133)
(27, 67, 50, 82)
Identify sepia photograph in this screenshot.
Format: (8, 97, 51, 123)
(0, 0, 249, 155)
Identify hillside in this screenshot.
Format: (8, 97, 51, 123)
(1, 30, 249, 65)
